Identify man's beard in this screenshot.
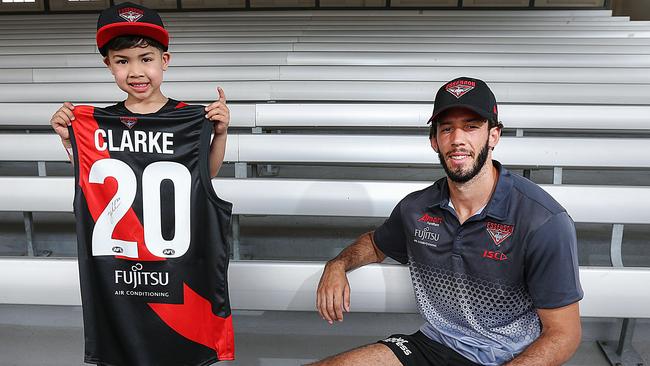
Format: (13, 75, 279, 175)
(438, 138, 490, 183)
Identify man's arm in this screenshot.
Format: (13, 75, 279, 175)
(205, 87, 229, 178)
(505, 302, 581, 366)
(316, 231, 386, 324)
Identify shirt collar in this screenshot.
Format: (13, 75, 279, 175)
(115, 98, 177, 115)
(428, 160, 513, 221)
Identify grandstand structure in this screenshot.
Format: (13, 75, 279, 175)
(0, 5, 649, 366)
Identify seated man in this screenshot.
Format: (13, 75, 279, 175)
(312, 77, 583, 366)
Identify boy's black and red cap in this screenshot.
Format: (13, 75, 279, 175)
(96, 2, 169, 56)
(428, 77, 498, 124)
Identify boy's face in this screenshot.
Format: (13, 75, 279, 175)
(104, 45, 170, 102)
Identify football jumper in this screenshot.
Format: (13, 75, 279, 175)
(69, 99, 234, 366)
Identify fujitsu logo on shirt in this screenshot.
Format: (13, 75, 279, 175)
(415, 227, 439, 242)
(445, 79, 476, 99)
(413, 227, 440, 247)
(115, 263, 169, 289)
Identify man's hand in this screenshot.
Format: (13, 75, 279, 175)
(204, 86, 230, 135)
(316, 260, 351, 324)
(314, 232, 385, 325)
(50, 102, 75, 148)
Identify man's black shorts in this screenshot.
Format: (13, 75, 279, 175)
(378, 331, 480, 366)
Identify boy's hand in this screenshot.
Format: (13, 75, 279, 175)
(50, 102, 75, 148)
(205, 87, 230, 136)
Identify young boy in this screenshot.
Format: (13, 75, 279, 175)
(49, 3, 235, 366)
(50, 3, 229, 177)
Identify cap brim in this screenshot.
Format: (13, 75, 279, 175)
(428, 103, 492, 123)
(97, 22, 169, 53)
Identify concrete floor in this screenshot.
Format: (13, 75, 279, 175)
(1, 305, 648, 366)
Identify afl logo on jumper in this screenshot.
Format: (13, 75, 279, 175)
(445, 80, 476, 99)
(119, 7, 144, 22)
(486, 222, 514, 246)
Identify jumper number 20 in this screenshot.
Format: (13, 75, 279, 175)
(89, 159, 191, 259)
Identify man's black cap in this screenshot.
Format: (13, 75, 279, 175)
(96, 2, 169, 56)
(428, 77, 498, 124)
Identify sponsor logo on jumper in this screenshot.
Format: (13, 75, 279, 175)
(383, 337, 412, 356)
(94, 128, 174, 154)
(120, 116, 138, 129)
(114, 263, 169, 290)
(417, 213, 443, 226)
(486, 222, 514, 246)
(115, 290, 170, 298)
(413, 226, 439, 247)
(483, 250, 508, 262)
(445, 80, 476, 99)
(119, 7, 144, 22)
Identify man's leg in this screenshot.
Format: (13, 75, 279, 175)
(305, 343, 402, 366)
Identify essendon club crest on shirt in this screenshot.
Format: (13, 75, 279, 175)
(486, 222, 514, 246)
(119, 7, 144, 22)
(445, 80, 476, 99)
(120, 116, 138, 129)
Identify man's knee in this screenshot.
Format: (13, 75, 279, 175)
(305, 343, 400, 366)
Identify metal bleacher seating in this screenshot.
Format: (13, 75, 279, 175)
(0, 8, 649, 365)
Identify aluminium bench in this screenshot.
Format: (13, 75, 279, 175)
(0, 176, 648, 366)
(3, 80, 650, 104)
(1, 103, 649, 133)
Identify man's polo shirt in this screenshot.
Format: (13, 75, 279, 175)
(373, 161, 583, 365)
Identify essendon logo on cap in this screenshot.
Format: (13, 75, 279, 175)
(120, 116, 138, 129)
(486, 222, 513, 246)
(119, 7, 144, 22)
(445, 80, 476, 99)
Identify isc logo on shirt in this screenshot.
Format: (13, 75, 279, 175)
(483, 250, 508, 262)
